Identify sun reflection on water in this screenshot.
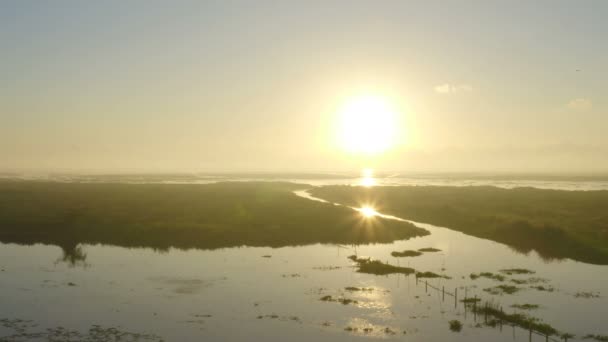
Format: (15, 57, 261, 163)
(359, 206, 379, 218)
(359, 168, 376, 187)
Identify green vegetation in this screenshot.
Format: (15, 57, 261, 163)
(0, 181, 428, 258)
(575, 291, 601, 299)
(344, 287, 373, 292)
(354, 259, 416, 276)
(348, 255, 446, 278)
(510, 277, 547, 284)
(449, 320, 463, 332)
(310, 185, 608, 264)
(473, 302, 559, 336)
(0, 318, 162, 341)
(418, 247, 441, 252)
(461, 297, 481, 304)
(416, 271, 450, 279)
(531, 285, 555, 292)
(470, 272, 506, 281)
(511, 303, 540, 310)
(319, 295, 358, 305)
(391, 250, 423, 257)
(585, 334, 608, 341)
(500, 268, 535, 275)
(483, 285, 521, 295)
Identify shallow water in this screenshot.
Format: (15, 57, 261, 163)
(1, 190, 607, 341)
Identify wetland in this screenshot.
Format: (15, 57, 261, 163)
(1, 179, 607, 341)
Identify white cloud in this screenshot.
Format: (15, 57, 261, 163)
(567, 98, 592, 111)
(434, 83, 473, 94)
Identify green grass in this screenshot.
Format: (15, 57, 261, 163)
(310, 185, 608, 264)
(0, 181, 428, 258)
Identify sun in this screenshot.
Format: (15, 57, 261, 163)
(336, 95, 399, 155)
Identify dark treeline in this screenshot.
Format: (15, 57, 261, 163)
(311, 185, 608, 264)
(0, 181, 427, 256)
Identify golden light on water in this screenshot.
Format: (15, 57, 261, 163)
(358, 206, 379, 218)
(359, 168, 376, 187)
(336, 95, 398, 156)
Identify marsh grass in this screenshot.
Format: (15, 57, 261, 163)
(0, 181, 428, 254)
(0, 318, 162, 341)
(460, 297, 481, 304)
(500, 268, 535, 275)
(310, 185, 608, 264)
(319, 295, 358, 305)
(418, 247, 441, 252)
(416, 271, 451, 279)
(531, 285, 555, 292)
(355, 259, 416, 276)
(574, 291, 601, 299)
(391, 250, 423, 257)
(344, 287, 374, 292)
(510, 303, 540, 310)
(472, 302, 559, 336)
(449, 320, 463, 332)
(470, 272, 506, 281)
(483, 285, 521, 295)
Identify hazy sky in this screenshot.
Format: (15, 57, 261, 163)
(1, 0, 607, 173)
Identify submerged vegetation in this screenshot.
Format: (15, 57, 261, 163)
(483, 285, 521, 295)
(311, 185, 608, 264)
(470, 272, 506, 281)
(531, 285, 555, 292)
(510, 277, 547, 285)
(0, 181, 428, 255)
(511, 303, 540, 310)
(319, 295, 358, 305)
(461, 297, 481, 304)
(344, 286, 374, 292)
(471, 301, 559, 336)
(575, 291, 601, 299)
(500, 268, 535, 275)
(0, 318, 162, 341)
(448, 320, 463, 332)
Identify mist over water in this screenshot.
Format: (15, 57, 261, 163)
(3, 172, 608, 191)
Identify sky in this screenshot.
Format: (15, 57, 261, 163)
(1, 0, 607, 173)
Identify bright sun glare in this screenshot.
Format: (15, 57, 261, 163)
(337, 95, 398, 155)
(360, 168, 376, 187)
(359, 206, 378, 218)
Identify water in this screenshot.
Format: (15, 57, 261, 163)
(3, 172, 608, 191)
(1, 187, 607, 341)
